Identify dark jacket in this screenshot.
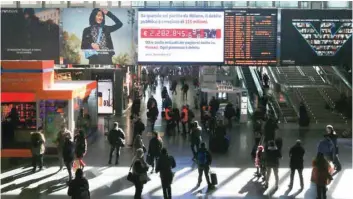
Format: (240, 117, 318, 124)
(172, 108, 180, 121)
(132, 99, 141, 114)
(148, 106, 159, 121)
(289, 144, 305, 169)
(31, 132, 45, 155)
(147, 98, 157, 110)
(74, 135, 87, 158)
(108, 128, 125, 146)
(190, 127, 202, 144)
(81, 11, 122, 57)
(134, 120, 145, 135)
(148, 137, 163, 156)
(197, 147, 212, 167)
(68, 177, 90, 199)
(328, 133, 339, 154)
(265, 145, 282, 167)
(162, 88, 168, 99)
(224, 104, 236, 119)
(63, 139, 75, 163)
(156, 154, 176, 182)
(182, 84, 189, 92)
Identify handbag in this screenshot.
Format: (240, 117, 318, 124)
(127, 161, 135, 182)
(84, 27, 102, 59)
(146, 154, 153, 165)
(142, 146, 147, 153)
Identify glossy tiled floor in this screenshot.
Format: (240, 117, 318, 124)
(1, 79, 352, 199)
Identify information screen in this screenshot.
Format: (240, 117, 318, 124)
(138, 9, 224, 64)
(281, 9, 352, 66)
(224, 9, 277, 66)
(98, 81, 113, 114)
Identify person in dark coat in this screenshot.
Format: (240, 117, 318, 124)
(81, 8, 123, 64)
(147, 96, 157, 110)
(56, 125, 71, 170)
(209, 97, 220, 117)
(196, 142, 213, 188)
(288, 140, 305, 189)
(264, 115, 279, 143)
(107, 122, 125, 165)
(132, 118, 145, 146)
(68, 169, 90, 199)
(131, 98, 141, 118)
(172, 107, 181, 133)
(156, 148, 176, 199)
(30, 129, 45, 173)
(326, 125, 342, 172)
(182, 83, 189, 100)
(299, 102, 310, 127)
(148, 132, 163, 172)
(162, 86, 168, 99)
(190, 121, 202, 161)
(224, 103, 236, 128)
(148, 103, 159, 132)
(264, 140, 282, 188)
(63, 135, 75, 182)
(171, 80, 178, 95)
(74, 130, 87, 170)
(132, 149, 149, 199)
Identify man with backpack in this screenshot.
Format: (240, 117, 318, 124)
(108, 122, 125, 165)
(30, 129, 45, 173)
(197, 142, 213, 188)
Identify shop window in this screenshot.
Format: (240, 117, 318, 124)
(327, 1, 350, 8)
(159, 1, 171, 7)
(275, 1, 298, 8)
(249, 1, 273, 7)
(0, 1, 17, 8)
(131, 1, 145, 7)
(233, 1, 247, 7)
(183, 1, 196, 7)
(171, 1, 184, 7)
(208, 1, 222, 7)
(146, 1, 160, 7)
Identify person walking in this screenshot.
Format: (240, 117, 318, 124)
(147, 132, 163, 173)
(133, 134, 145, 155)
(181, 105, 189, 136)
(56, 125, 71, 170)
(264, 140, 282, 188)
(132, 118, 145, 146)
(182, 83, 189, 100)
(147, 102, 159, 132)
(68, 169, 90, 199)
(196, 142, 213, 188)
(30, 129, 45, 173)
(63, 135, 75, 183)
(326, 125, 342, 172)
(311, 152, 334, 199)
(132, 148, 149, 199)
(156, 148, 176, 199)
(288, 140, 305, 189)
(74, 130, 87, 170)
(190, 121, 202, 161)
(172, 107, 181, 133)
(107, 122, 125, 165)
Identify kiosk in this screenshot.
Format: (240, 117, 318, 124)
(1, 61, 98, 157)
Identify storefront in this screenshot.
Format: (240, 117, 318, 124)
(1, 61, 98, 157)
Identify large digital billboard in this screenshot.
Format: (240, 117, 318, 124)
(224, 9, 278, 66)
(1, 8, 60, 62)
(137, 9, 224, 64)
(61, 8, 136, 65)
(280, 9, 352, 66)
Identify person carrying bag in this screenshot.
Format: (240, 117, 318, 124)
(128, 148, 150, 199)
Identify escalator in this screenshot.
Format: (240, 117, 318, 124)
(241, 66, 258, 103)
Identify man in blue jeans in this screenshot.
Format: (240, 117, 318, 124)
(196, 142, 213, 189)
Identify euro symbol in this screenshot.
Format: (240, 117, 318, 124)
(143, 30, 148, 36)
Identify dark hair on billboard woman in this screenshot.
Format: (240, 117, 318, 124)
(81, 8, 123, 65)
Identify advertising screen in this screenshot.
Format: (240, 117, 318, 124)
(224, 9, 278, 66)
(1, 8, 60, 62)
(1, 103, 36, 129)
(138, 9, 224, 64)
(281, 9, 352, 66)
(61, 8, 136, 65)
(98, 81, 113, 114)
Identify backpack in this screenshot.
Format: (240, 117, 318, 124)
(197, 151, 208, 165)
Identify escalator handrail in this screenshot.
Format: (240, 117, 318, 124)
(331, 66, 352, 89)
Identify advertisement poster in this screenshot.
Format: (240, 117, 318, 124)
(61, 8, 136, 65)
(138, 9, 224, 63)
(1, 8, 60, 62)
(281, 9, 352, 66)
(98, 81, 113, 114)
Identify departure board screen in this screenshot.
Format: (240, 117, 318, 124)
(281, 9, 352, 66)
(224, 9, 277, 66)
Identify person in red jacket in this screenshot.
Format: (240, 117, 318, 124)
(311, 152, 334, 199)
(181, 106, 188, 135)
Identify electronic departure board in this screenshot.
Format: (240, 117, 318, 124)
(281, 9, 352, 66)
(224, 9, 277, 66)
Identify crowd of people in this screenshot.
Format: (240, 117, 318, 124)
(27, 72, 345, 199)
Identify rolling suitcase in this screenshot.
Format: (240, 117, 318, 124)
(210, 172, 218, 185)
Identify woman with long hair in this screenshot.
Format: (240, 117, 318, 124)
(132, 148, 149, 199)
(311, 152, 334, 199)
(81, 8, 123, 64)
(74, 130, 87, 170)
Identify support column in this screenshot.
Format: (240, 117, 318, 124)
(36, 99, 40, 130)
(68, 99, 74, 139)
(114, 69, 124, 116)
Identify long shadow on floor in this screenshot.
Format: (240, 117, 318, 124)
(1, 168, 34, 185)
(1, 169, 61, 193)
(89, 174, 132, 198)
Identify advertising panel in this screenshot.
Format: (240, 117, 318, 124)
(138, 9, 224, 64)
(1, 8, 60, 62)
(98, 81, 113, 114)
(61, 8, 136, 65)
(281, 9, 352, 66)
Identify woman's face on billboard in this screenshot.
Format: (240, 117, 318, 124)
(95, 11, 104, 24)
